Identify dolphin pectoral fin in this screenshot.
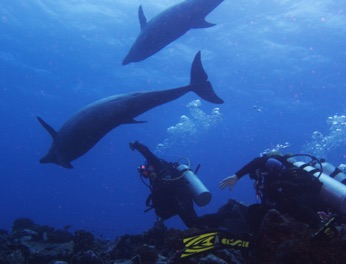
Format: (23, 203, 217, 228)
(138, 5, 147, 30)
(59, 160, 73, 169)
(56, 156, 73, 169)
(39, 153, 73, 169)
(37, 116, 57, 139)
(192, 20, 216, 29)
(189, 51, 224, 104)
(40, 155, 52, 164)
(123, 118, 147, 124)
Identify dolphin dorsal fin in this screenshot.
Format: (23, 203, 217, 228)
(37, 116, 57, 139)
(190, 51, 208, 85)
(138, 5, 147, 29)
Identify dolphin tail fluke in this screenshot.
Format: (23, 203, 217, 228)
(37, 116, 74, 169)
(37, 116, 57, 139)
(189, 51, 224, 104)
(190, 81, 224, 104)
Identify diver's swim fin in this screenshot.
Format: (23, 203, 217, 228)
(180, 230, 252, 258)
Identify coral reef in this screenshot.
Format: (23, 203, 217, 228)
(1, 208, 346, 264)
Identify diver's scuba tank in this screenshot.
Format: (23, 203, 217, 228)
(293, 161, 346, 214)
(176, 164, 212, 207)
(313, 161, 346, 185)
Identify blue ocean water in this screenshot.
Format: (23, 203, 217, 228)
(0, 0, 345, 238)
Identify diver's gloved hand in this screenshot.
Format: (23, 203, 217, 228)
(129, 140, 139, 151)
(219, 174, 239, 191)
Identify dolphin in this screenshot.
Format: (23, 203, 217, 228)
(122, 0, 224, 65)
(38, 51, 224, 168)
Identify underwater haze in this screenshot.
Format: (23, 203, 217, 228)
(1, 0, 346, 238)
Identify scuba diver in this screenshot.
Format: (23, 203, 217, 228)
(130, 141, 256, 259)
(180, 153, 346, 260)
(219, 153, 329, 229)
(129, 141, 211, 228)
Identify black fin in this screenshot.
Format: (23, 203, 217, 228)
(138, 5, 147, 30)
(190, 51, 208, 85)
(192, 19, 216, 29)
(59, 160, 74, 169)
(123, 118, 147, 124)
(189, 51, 224, 104)
(40, 154, 73, 169)
(37, 116, 57, 139)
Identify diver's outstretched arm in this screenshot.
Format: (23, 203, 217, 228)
(129, 141, 162, 168)
(219, 174, 239, 191)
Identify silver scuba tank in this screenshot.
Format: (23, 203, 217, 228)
(313, 161, 346, 185)
(293, 161, 346, 214)
(176, 164, 212, 207)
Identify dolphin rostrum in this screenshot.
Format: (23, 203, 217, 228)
(122, 0, 224, 65)
(38, 51, 224, 169)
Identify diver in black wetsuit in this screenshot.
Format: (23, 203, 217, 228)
(129, 141, 200, 228)
(220, 153, 326, 229)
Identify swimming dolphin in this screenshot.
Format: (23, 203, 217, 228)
(38, 51, 224, 169)
(122, 0, 224, 65)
